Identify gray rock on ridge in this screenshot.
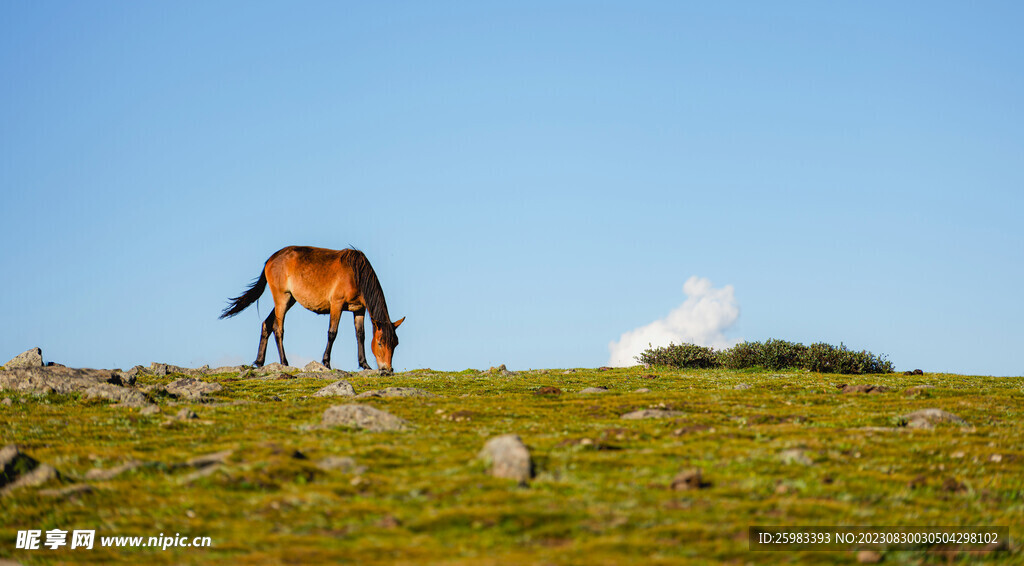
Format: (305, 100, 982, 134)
(0, 366, 149, 408)
(3, 348, 43, 369)
(313, 380, 356, 397)
(164, 378, 224, 400)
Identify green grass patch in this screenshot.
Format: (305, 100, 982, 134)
(1, 367, 1021, 564)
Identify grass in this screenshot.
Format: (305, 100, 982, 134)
(1, 366, 1022, 564)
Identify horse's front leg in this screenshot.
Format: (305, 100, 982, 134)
(323, 303, 342, 369)
(353, 311, 371, 370)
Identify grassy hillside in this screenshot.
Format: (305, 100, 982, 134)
(2, 366, 1021, 564)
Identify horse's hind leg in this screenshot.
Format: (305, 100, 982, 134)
(272, 296, 296, 366)
(353, 309, 371, 370)
(254, 310, 276, 367)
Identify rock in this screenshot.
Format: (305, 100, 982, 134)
(316, 456, 365, 474)
(778, 448, 814, 466)
(479, 434, 533, 483)
(322, 404, 409, 432)
(140, 405, 161, 415)
(1, 445, 61, 493)
(902, 369, 925, 376)
(4, 348, 44, 369)
(671, 468, 709, 490)
(355, 387, 436, 399)
(534, 386, 562, 395)
(621, 409, 684, 420)
(295, 370, 349, 379)
(0, 366, 149, 408)
(1, 398, 11, 406)
(597, 366, 613, 371)
(84, 460, 150, 481)
(208, 365, 246, 375)
(256, 363, 298, 375)
(901, 408, 970, 429)
(313, 380, 356, 397)
(175, 408, 198, 420)
(903, 385, 935, 396)
(734, 383, 751, 390)
(38, 484, 94, 498)
(183, 450, 233, 469)
(856, 550, 883, 564)
(303, 361, 331, 373)
(358, 369, 386, 377)
(164, 378, 223, 400)
(254, 372, 293, 380)
(579, 387, 609, 394)
(634, 388, 652, 393)
(840, 384, 892, 394)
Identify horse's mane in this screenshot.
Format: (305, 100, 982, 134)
(348, 249, 397, 347)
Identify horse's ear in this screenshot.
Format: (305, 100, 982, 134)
(393, 316, 405, 328)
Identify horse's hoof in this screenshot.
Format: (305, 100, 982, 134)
(253, 361, 264, 368)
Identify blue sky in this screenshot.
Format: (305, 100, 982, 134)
(2, 1, 1021, 376)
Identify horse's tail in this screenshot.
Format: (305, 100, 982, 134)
(220, 270, 267, 319)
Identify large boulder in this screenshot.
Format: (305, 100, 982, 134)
(4, 348, 43, 369)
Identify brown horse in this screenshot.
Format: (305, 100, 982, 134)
(220, 246, 404, 372)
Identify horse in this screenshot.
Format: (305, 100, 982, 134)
(220, 246, 404, 373)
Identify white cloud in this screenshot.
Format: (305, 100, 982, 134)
(607, 276, 740, 367)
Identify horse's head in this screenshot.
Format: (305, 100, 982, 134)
(371, 316, 405, 373)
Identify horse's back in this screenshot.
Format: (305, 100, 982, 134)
(265, 246, 360, 312)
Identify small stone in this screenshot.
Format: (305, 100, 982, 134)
(4, 347, 44, 369)
(856, 550, 883, 563)
(900, 408, 969, 429)
(534, 386, 562, 395)
(355, 387, 436, 399)
(634, 388, 651, 393)
(991, 454, 1003, 463)
(778, 448, 814, 466)
(1, 398, 11, 406)
(670, 468, 708, 490)
(39, 484, 94, 498)
(176, 408, 198, 420)
(84, 461, 148, 481)
(303, 361, 331, 373)
(316, 456, 365, 474)
(621, 409, 684, 420)
(579, 387, 608, 394)
(140, 405, 161, 415)
(479, 434, 533, 483)
(734, 383, 751, 390)
(313, 380, 356, 397)
(903, 385, 935, 396)
(165, 378, 223, 400)
(322, 404, 409, 432)
(841, 384, 892, 394)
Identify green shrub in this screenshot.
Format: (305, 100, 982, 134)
(718, 339, 807, 370)
(801, 342, 894, 374)
(636, 342, 719, 369)
(637, 339, 893, 374)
